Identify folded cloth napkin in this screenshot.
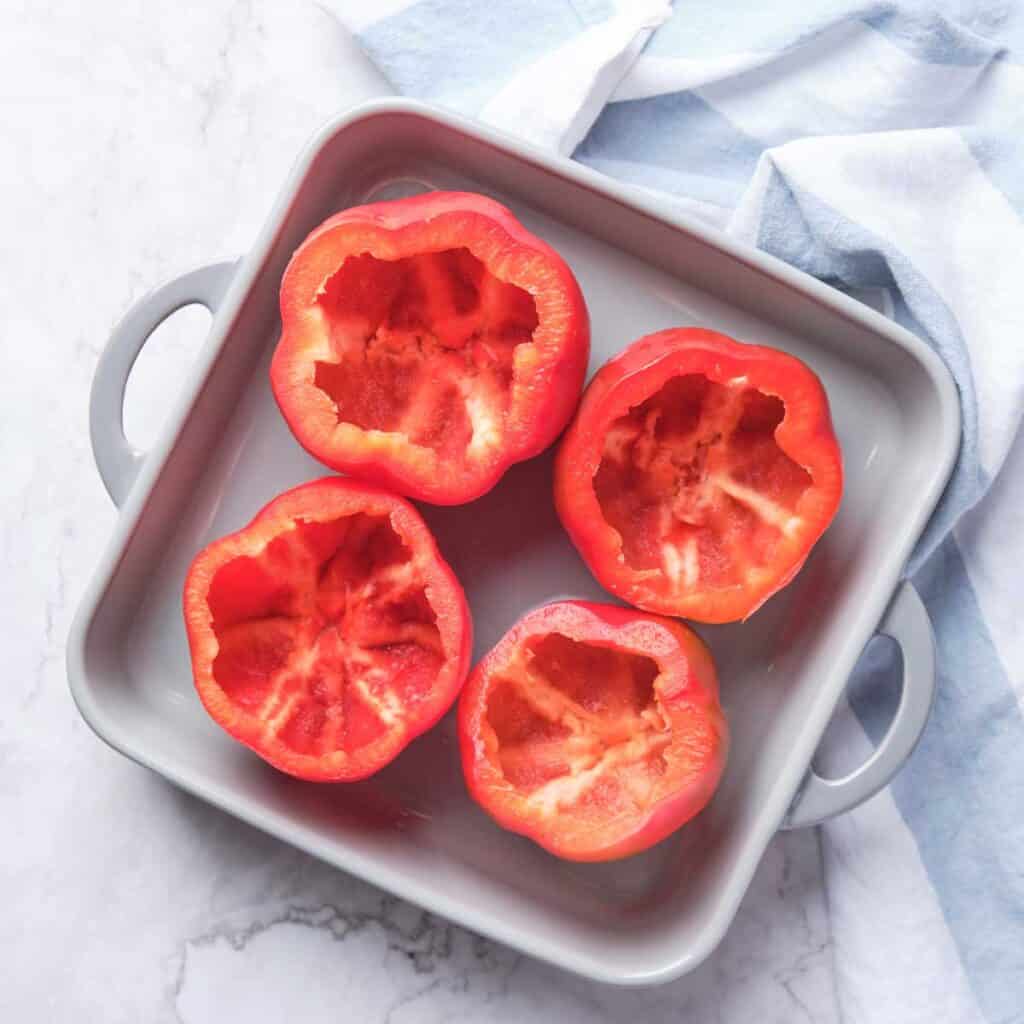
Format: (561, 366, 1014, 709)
(329, 2, 1024, 1020)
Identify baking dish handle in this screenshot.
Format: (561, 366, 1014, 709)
(783, 580, 936, 829)
(90, 261, 237, 507)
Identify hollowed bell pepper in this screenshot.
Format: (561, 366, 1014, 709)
(271, 191, 589, 505)
(555, 329, 843, 623)
(458, 601, 728, 862)
(183, 477, 472, 781)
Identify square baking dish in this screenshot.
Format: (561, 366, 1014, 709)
(68, 99, 959, 985)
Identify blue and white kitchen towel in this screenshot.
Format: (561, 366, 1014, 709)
(329, 2, 1024, 1020)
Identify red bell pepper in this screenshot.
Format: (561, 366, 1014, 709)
(183, 477, 472, 781)
(555, 329, 843, 623)
(271, 191, 589, 505)
(458, 601, 728, 862)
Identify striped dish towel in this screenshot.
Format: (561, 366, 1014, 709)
(329, 2, 1024, 1020)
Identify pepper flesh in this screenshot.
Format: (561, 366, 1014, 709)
(271, 192, 589, 505)
(183, 478, 472, 781)
(458, 601, 728, 862)
(555, 329, 843, 623)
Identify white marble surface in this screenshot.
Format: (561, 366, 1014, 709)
(2, 2, 838, 1019)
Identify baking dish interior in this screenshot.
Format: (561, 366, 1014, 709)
(74, 106, 956, 983)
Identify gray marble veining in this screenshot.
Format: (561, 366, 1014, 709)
(1, 2, 838, 1019)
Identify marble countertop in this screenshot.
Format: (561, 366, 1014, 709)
(3, 2, 838, 1019)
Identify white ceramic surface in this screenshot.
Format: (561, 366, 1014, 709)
(69, 100, 955, 985)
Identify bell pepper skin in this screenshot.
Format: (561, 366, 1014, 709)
(271, 192, 589, 505)
(555, 329, 843, 623)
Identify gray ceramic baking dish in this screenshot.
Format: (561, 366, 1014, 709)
(67, 98, 959, 986)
